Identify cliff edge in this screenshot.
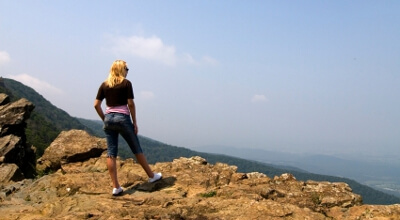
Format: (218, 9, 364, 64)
(0, 130, 398, 219)
(0, 92, 399, 219)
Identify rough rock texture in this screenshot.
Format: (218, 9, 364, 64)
(0, 94, 36, 181)
(1, 125, 399, 219)
(36, 129, 107, 173)
(1, 138, 400, 220)
(0, 96, 34, 137)
(0, 163, 24, 183)
(0, 93, 10, 106)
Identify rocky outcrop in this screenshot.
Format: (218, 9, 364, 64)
(0, 163, 23, 183)
(0, 93, 9, 106)
(0, 95, 34, 137)
(0, 94, 36, 182)
(0, 123, 399, 219)
(36, 129, 107, 174)
(0, 128, 399, 219)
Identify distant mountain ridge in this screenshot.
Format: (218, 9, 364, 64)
(1, 77, 399, 205)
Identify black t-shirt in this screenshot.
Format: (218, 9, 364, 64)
(96, 79, 134, 106)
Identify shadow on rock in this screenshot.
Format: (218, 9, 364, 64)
(135, 176, 176, 192)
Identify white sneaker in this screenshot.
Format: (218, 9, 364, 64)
(112, 187, 123, 196)
(148, 173, 162, 183)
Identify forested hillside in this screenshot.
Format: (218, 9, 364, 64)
(0, 78, 90, 156)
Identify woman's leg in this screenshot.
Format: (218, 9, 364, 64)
(119, 114, 161, 182)
(135, 153, 154, 178)
(104, 114, 121, 189)
(136, 153, 162, 183)
(107, 156, 120, 188)
(119, 115, 155, 178)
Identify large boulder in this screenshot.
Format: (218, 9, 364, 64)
(0, 93, 10, 106)
(0, 134, 36, 177)
(0, 135, 22, 163)
(0, 163, 24, 184)
(0, 97, 34, 137)
(0, 94, 36, 182)
(36, 129, 107, 173)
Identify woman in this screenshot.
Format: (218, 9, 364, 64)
(94, 60, 162, 196)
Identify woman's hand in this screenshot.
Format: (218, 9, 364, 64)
(128, 99, 138, 134)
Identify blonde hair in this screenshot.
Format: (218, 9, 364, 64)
(105, 60, 129, 87)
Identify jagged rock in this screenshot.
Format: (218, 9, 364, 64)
(0, 97, 34, 137)
(0, 95, 36, 180)
(0, 135, 22, 163)
(0, 135, 36, 179)
(0, 178, 32, 202)
(1, 151, 399, 219)
(0, 163, 24, 184)
(247, 172, 268, 179)
(0, 93, 10, 106)
(36, 129, 107, 173)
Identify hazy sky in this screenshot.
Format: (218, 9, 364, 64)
(1, 1, 399, 157)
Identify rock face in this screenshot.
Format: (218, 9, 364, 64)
(0, 129, 399, 219)
(0, 94, 36, 182)
(36, 129, 107, 173)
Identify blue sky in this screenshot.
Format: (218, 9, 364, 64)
(1, 1, 399, 157)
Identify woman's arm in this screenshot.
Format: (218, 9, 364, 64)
(94, 99, 105, 121)
(127, 99, 138, 134)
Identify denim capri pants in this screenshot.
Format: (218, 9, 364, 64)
(103, 113, 143, 157)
